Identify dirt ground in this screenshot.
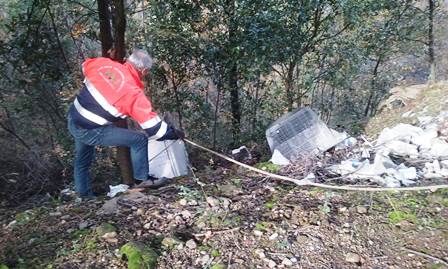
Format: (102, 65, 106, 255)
(0, 167, 447, 269)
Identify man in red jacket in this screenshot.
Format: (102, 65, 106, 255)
(67, 49, 183, 197)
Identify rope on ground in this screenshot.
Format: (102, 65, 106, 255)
(184, 139, 448, 192)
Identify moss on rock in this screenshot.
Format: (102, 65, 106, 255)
(120, 241, 158, 269)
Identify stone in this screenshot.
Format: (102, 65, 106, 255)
(338, 207, 347, 213)
(235, 259, 245, 264)
(290, 257, 298, 263)
(296, 235, 308, 243)
(102, 232, 118, 243)
(269, 232, 279, 240)
(161, 237, 181, 249)
(186, 239, 197, 249)
(120, 241, 159, 269)
(282, 258, 293, 266)
(253, 230, 263, 236)
(188, 200, 198, 206)
(218, 184, 241, 197)
(96, 223, 117, 237)
(98, 197, 120, 215)
(179, 199, 188, 206)
(206, 197, 220, 207)
(49, 212, 62, 217)
(78, 221, 90, 230)
(266, 259, 276, 268)
(356, 206, 368, 214)
(255, 249, 265, 259)
(221, 198, 231, 209)
(136, 208, 145, 216)
(181, 210, 192, 219)
(345, 253, 361, 264)
(197, 222, 206, 229)
(199, 254, 210, 265)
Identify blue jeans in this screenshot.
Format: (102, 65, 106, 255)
(67, 114, 148, 197)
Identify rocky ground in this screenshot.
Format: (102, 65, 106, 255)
(1, 167, 447, 269)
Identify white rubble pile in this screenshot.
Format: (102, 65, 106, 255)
(328, 111, 448, 187)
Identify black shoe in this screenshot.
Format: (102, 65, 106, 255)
(135, 176, 171, 189)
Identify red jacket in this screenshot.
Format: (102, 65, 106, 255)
(70, 57, 170, 140)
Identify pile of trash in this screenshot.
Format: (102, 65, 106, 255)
(267, 108, 448, 188)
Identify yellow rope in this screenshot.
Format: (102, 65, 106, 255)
(184, 139, 448, 192)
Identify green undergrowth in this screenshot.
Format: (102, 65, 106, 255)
(373, 191, 447, 227)
(254, 161, 280, 173)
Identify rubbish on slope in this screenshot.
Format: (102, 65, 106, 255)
(266, 108, 346, 161)
(107, 184, 130, 198)
(263, 100, 448, 188)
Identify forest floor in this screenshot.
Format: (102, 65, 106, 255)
(1, 167, 447, 269)
(1, 82, 448, 269)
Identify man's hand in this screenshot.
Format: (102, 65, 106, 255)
(174, 128, 185, 140)
(156, 125, 185, 141)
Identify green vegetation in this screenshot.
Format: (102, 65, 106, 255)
(211, 264, 226, 269)
(120, 242, 159, 269)
(255, 162, 280, 173)
(211, 249, 220, 257)
(388, 211, 418, 224)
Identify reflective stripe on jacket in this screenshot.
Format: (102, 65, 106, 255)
(70, 57, 168, 140)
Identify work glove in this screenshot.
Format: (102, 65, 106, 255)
(156, 124, 185, 141)
(174, 128, 185, 140)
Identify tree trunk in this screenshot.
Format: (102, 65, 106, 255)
(46, 5, 70, 71)
(212, 81, 222, 149)
(285, 58, 298, 111)
(172, 81, 184, 129)
(251, 72, 261, 139)
(227, 0, 240, 145)
(428, 0, 436, 82)
(97, 0, 134, 185)
(97, 0, 113, 57)
(364, 57, 382, 117)
(112, 0, 126, 62)
(229, 63, 240, 144)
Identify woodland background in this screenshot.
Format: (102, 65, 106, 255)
(0, 0, 447, 205)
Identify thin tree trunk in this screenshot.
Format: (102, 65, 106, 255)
(251, 73, 260, 138)
(172, 81, 184, 129)
(229, 63, 240, 144)
(46, 5, 71, 71)
(97, 0, 134, 184)
(212, 80, 222, 149)
(428, 0, 436, 82)
(285, 58, 297, 111)
(364, 57, 382, 117)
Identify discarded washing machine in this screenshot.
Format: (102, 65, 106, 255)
(147, 139, 190, 179)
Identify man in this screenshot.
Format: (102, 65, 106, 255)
(67, 49, 184, 198)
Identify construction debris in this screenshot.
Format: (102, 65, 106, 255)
(269, 108, 448, 188)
